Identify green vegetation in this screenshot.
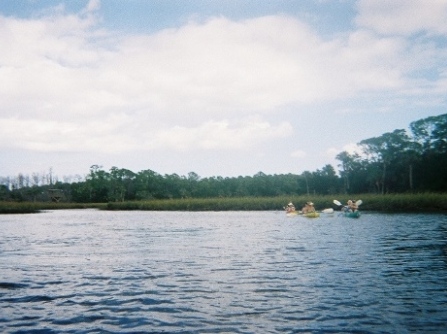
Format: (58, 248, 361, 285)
(105, 193, 447, 212)
(106, 196, 292, 211)
(2, 193, 446, 214)
(346, 193, 447, 212)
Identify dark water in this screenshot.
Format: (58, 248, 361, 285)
(1, 210, 447, 333)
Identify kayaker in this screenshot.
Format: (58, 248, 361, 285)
(302, 201, 316, 213)
(285, 202, 296, 213)
(347, 200, 358, 212)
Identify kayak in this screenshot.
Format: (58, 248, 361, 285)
(344, 211, 360, 218)
(286, 211, 299, 217)
(302, 212, 320, 218)
(321, 208, 334, 214)
(286, 211, 320, 218)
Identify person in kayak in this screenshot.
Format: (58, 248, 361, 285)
(285, 202, 296, 213)
(302, 201, 316, 214)
(346, 200, 358, 212)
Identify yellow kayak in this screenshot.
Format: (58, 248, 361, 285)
(285, 211, 320, 218)
(286, 211, 299, 217)
(302, 212, 320, 218)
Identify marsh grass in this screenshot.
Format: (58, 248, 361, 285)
(2, 193, 447, 213)
(345, 193, 447, 212)
(106, 193, 447, 212)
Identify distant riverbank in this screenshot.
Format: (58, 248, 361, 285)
(1, 193, 447, 214)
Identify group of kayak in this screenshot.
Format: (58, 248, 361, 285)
(284, 199, 362, 218)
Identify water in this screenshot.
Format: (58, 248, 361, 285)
(1, 210, 446, 333)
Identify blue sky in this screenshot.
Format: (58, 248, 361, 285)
(1, 0, 446, 180)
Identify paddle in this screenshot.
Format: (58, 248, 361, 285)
(333, 200, 342, 206)
(321, 208, 334, 214)
(334, 199, 362, 207)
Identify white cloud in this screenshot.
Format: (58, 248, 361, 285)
(356, 0, 447, 36)
(0, 1, 446, 160)
(85, 0, 101, 13)
(291, 150, 307, 158)
(342, 143, 363, 155)
(0, 115, 134, 152)
(326, 147, 340, 157)
(149, 119, 293, 151)
(0, 115, 291, 153)
(325, 143, 363, 160)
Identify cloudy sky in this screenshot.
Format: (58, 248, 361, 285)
(1, 0, 446, 179)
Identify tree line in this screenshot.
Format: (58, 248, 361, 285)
(1, 114, 446, 203)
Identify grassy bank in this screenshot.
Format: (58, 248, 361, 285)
(106, 193, 447, 213)
(341, 193, 447, 212)
(2, 193, 447, 214)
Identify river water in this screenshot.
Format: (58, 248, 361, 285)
(1, 210, 446, 333)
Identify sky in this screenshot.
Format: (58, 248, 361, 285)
(1, 0, 447, 180)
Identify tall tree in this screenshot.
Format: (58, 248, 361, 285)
(359, 129, 412, 194)
(336, 151, 355, 193)
(410, 114, 447, 190)
(85, 165, 110, 202)
(410, 114, 447, 152)
(109, 167, 136, 202)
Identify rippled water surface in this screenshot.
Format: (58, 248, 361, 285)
(1, 210, 447, 333)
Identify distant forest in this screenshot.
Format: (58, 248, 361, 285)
(1, 114, 446, 203)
